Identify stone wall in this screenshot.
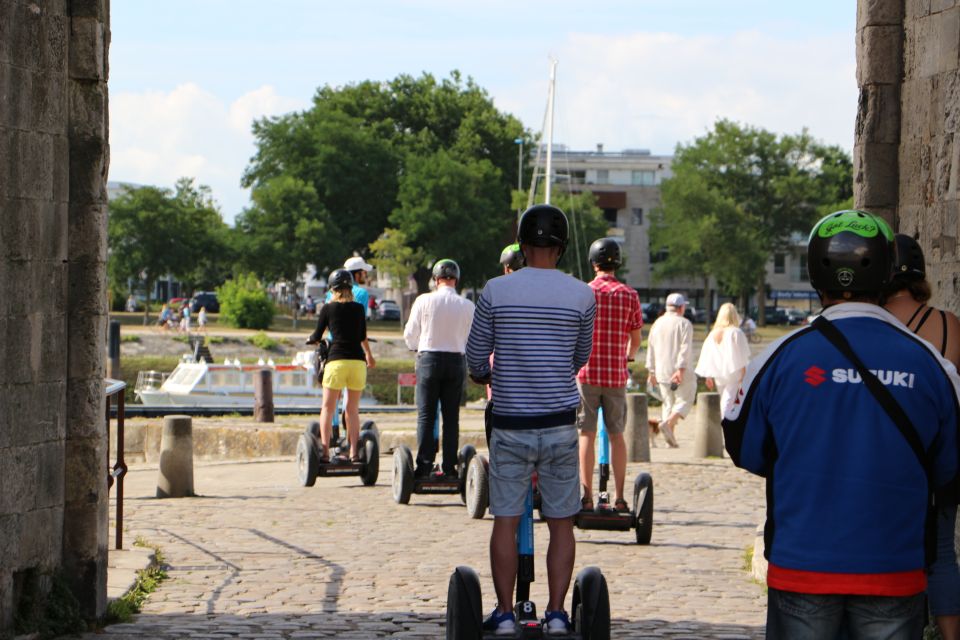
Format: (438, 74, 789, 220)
(0, 0, 110, 633)
(857, 0, 960, 310)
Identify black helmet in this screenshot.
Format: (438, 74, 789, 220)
(588, 237, 622, 270)
(892, 234, 926, 281)
(432, 258, 460, 281)
(328, 269, 354, 291)
(807, 209, 894, 294)
(499, 243, 524, 271)
(517, 204, 569, 258)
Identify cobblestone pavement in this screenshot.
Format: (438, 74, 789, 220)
(88, 419, 767, 639)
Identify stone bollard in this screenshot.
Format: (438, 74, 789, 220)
(254, 368, 275, 423)
(157, 415, 195, 498)
(692, 392, 724, 458)
(624, 393, 650, 463)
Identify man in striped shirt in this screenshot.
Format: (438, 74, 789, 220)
(577, 237, 643, 513)
(466, 204, 596, 636)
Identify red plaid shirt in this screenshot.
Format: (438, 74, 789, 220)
(577, 273, 642, 387)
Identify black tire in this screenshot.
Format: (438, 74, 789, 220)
(633, 472, 654, 545)
(360, 419, 377, 436)
(296, 433, 318, 487)
(307, 420, 321, 438)
(458, 444, 477, 504)
(465, 455, 489, 519)
(445, 566, 483, 640)
(360, 430, 379, 486)
(392, 445, 414, 504)
(571, 566, 610, 640)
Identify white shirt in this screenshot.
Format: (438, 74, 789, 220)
(645, 310, 693, 379)
(404, 285, 476, 353)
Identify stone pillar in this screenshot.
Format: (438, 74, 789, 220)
(254, 368, 275, 423)
(62, 0, 111, 619)
(157, 416, 195, 498)
(692, 392, 724, 458)
(854, 0, 904, 227)
(624, 393, 650, 463)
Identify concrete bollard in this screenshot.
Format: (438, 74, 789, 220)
(157, 415, 195, 498)
(692, 392, 724, 458)
(254, 368, 275, 423)
(624, 392, 650, 463)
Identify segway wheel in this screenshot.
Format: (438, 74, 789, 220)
(307, 420, 321, 438)
(458, 444, 477, 504)
(465, 455, 489, 519)
(571, 566, 611, 640)
(359, 430, 380, 486)
(392, 445, 414, 504)
(633, 472, 654, 545)
(360, 419, 378, 437)
(445, 565, 483, 640)
(296, 433, 319, 487)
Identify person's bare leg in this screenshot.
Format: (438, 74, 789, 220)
(609, 432, 627, 503)
(578, 431, 596, 503)
(935, 615, 960, 640)
(490, 515, 520, 614)
(545, 517, 576, 612)
(320, 387, 340, 456)
(344, 388, 362, 458)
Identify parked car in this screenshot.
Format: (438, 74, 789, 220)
(168, 297, 188, 309)
(641, 302, 664, 324)
(764, 306, 789, 325)
(376, 299, 401, 321)
(189, 292, 220, 313)
(784, 308, 807, 325)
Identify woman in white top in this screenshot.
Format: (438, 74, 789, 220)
(695, 303, 751, 413)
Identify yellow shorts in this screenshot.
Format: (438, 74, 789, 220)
(322, 359, 367, 391)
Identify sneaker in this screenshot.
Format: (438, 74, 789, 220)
(482, 608, 516, 635)
(543, 610, 570, 635)
(660, 421, 679, 447)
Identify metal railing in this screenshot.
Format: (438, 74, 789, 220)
(105, 378, 128, 550)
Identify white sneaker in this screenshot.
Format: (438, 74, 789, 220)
(660, 422, 679, 447)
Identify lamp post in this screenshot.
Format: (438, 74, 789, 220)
(515, 137, 523, 218)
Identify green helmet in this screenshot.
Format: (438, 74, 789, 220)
(499, 243, 524, 271)
(807, 209, 894, 294)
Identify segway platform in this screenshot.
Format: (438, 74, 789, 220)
(392, 443, 476, 504)
(296, 419, 380, 487)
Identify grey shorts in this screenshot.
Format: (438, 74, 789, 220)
(576, 382, 627, 434)
(488, 424, 580, 519)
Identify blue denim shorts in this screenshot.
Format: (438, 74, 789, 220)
(488, 424, 580, 519)
(928, 504, 960, 616)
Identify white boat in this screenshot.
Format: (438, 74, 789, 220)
(134, 351, 377, 407)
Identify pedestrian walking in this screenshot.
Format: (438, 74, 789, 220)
(695, 302, 751, 414)
(197, 306, 208, 333)
(645, 292, 695, 447)
(723, 210, 960, 640)
(403, 259, 475, 480)
(466, 204, 596, 636)
(576, 237, 642, 512)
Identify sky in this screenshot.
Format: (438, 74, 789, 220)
(109, 1, 857, 224)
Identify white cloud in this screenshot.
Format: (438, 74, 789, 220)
(109, 84, 305, 223)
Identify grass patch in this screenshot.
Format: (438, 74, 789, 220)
(103, 539, 167, 625)
(207, 335, 225, 344)
(13, 571, 87, 638)
(247, 332, 279, 350)
(171, 334, 192, 343)
(742, 544, 754, 572)
(120, 334, 141, 343)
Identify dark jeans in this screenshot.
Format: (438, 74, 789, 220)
(767, 587, 924, 640)
(415, 351, 465, 475)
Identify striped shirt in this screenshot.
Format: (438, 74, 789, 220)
(466, 267, 596, 429)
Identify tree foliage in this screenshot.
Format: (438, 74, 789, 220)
(217, 273, 275, 329)
(108, 178, 227, 320)
(651, 119, 853, 301)
(368, 228, 428, 325)
(242, 71, 529, 287)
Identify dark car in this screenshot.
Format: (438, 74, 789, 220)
(764, 306, 789, 325)
(190, 292, 220, 313)
(376, 299, 401, 321)
(641, 302, 663, 324)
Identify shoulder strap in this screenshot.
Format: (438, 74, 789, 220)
(914, 306, 935, 333)
(940, 309, 948, 356)
(812, 316, 932, 481)
(906, 303, 926, 328)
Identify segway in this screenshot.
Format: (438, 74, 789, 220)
(446, 483, 611, 639)
(393, 402, 476, 504)
(575, 408, 653, 544)
(296, 398, 380, 487)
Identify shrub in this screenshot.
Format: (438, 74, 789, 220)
(218, 274, 274, 329)
(247, 332, 279, 351)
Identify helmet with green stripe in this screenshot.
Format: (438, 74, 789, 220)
(499, 243, 524, 271)
(807, 209, 894, 295)
(432, 258, 460, 282)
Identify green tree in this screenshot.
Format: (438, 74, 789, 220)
(368, 228, 428, 325)
(108, 179, 227, 323)
(242, 71, 529, 276)
(652, 119, 852, 318)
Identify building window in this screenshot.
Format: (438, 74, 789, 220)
(596, 169, 609, 184)
(774, 253, 785, 274)
(799, 255, 809, 282)
(603, 208, 618, 226)
(631, 208, 643, 225)
(631, 170, 656, 186)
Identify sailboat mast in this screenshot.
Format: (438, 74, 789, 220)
(544, 59, 557, 205)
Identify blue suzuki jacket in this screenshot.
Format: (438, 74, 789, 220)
(722, 303, 960, 575)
